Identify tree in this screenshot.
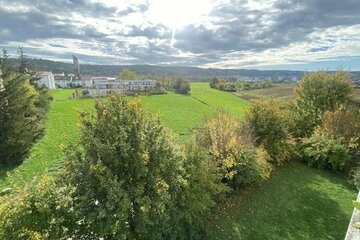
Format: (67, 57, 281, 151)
(63, 95, 219, 239)
(173, 77, 190, 94)
(293, 71, 354, 137)
(0, 51, 45, 165)
(210, 77, 219, 88)
(243, 101, 295, 164)
(117, 68, 138, 80)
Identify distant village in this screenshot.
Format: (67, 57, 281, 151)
(35, 55, 157, 97)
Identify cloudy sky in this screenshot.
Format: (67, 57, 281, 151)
(1, 0, 360, 70)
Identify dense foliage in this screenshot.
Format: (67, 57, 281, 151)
(0, 51, 46, 165)
(316, 107, 360, 156)
(292, 71, 353, 137)
(243, 101, 294, 164)
(300, 135, 351, 171)
(173, 77, 190, 94)
(0, 95, 225, 239)
(210, 77, 274, 92)
(195, 111, 272, 189)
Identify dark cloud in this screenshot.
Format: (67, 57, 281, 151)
(0, 0, 359, 67)
(174, 0, 360, 54)
(125, 25, 171, 39)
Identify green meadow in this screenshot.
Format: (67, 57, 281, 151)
(0, 82, 356, 239)
(0, 82, 249, 188)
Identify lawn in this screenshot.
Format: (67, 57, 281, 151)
(0, 82, 249, 188)
(210, 161, 356, 240)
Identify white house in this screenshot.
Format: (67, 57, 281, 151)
(89, 78, 156, 97)
(54, 75, 72, 88)
(35, 72, 56, 89)
(73, 75, 93, 88)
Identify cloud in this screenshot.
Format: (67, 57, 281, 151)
(0, 0, 359, 69)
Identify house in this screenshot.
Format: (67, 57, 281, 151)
(126, 80, 156, 91)
(73, 75, 93, 88)
(35, 72, 56, 89)
(88, 78, 156, 97)
(89, 78, 124, 96)
(54, 75, 72, 88)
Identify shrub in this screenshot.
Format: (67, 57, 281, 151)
(316, 107, 360, 156)
(243, 100, 293, 164)
(300, 135, 351, 171)
(195, 111, 272, 188)
(0, 174, 74, 239)
(350, 167, 360, 189)
(231, 147, 272, 189)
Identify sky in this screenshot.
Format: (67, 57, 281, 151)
(0, 0, 360, 70)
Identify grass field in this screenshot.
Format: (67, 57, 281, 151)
(210, 161, 356, 240)
(0, 83, 249, 188)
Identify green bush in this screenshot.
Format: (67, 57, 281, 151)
(350, 167, 360, 189)
(243, 100, 294, 164)
(300, 135, 351, 171)
(195, 111, 272, 189)
(293, 71, 354, 137)
(0, 174, 74, 239)
(232, 147, 272, 189)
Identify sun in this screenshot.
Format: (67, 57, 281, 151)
(146, 0, 213, 29)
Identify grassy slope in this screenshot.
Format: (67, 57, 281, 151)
(0, 83, 249, 187)
(210, 161, 356, 240)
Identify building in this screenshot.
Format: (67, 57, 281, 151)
(89, 78, 156, 97)
(73, 75, 93, 88)
(126, 80, 156, 91)
(35, 71, 56, 89)
(73, 55, 80, 77)
(54, 75, 72, 88)
(89, 77, 124, 96)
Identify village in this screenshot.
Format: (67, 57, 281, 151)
(35, 55, 157, 96)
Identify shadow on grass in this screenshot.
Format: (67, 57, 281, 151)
(210, 161, 356, 240)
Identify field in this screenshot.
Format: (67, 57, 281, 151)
(0, 83, 249, 188)
(233, 83, 360, 102)
(0, 82, 356, 239)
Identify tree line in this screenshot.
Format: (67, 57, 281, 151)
(210, 77, 275, 92)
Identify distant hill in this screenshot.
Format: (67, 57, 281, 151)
(13, 58, 360, 83)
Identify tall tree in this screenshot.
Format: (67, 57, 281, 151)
(63, 95, 220, 239)
(293, 71, 354, 137)
(0, 51, 45, 165)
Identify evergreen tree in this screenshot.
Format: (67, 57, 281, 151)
(64, 95, 220, 239)
(0, 51, 45, 165)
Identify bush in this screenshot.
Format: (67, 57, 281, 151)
(195, 111, 272, 188)
(0, 174, 74, 239)
(243, 100, 293, 164)
(231, 147, 272, 189)
(300, 135, 351, 171)
(350, 167, 360, 189)
(316, 107, 360, 156)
